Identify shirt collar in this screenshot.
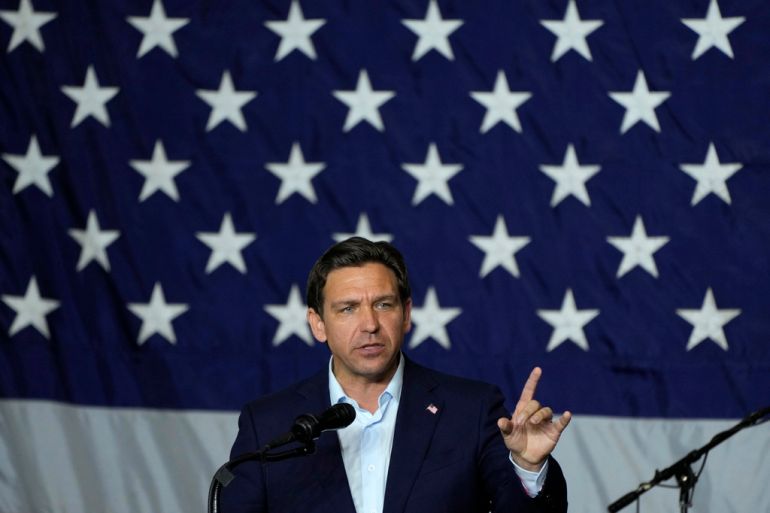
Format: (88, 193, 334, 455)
(328, 353, 405, 408)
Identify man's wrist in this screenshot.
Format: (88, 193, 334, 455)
(510, 452, 546, 472)
(510, 455, 549, 497)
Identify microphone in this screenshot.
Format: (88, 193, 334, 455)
(266, 403, 356, 449)
(208, 404, 356, 513)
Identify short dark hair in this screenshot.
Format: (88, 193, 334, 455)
(306, 237, 411, 314)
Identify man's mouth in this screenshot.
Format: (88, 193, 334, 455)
(356, 343, 385, 355)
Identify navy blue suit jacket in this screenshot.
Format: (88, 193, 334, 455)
(221, 358, 567, 513)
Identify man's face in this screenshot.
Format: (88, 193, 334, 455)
(307, 262, 411, 386)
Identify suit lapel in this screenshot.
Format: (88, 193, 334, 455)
(383, 360, 443, 513)
(296, 372, 357, 513)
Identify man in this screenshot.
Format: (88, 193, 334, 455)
(222, 237, 571, 513)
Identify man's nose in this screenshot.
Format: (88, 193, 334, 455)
(360, 306, 379, 333)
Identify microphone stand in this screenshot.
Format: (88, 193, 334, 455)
(608, 406, 770, 513)
(207, 440, 316, 513)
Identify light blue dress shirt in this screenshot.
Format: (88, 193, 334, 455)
(329, 356, 403, 513)
(328, 355, 546, 513)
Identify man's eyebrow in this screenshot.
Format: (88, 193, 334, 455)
(372, 294, 398, 302)
(329, 294, 398, 308)
(329, 298, 360, 308)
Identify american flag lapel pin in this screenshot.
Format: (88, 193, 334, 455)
(426, 403, 438, 414)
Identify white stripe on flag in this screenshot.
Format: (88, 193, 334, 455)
(0, 400, 237, 513)
(557, 414, 770, 513)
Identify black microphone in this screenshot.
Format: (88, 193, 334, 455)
(266, 403, 356, 449)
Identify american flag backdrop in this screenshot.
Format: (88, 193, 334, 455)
(1, 0, 769, 512)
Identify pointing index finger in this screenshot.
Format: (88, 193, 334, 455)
(517, 366, 542, 405)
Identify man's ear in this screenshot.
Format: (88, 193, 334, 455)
(402, 298, 412, 333)
(307, 308, 328, 343)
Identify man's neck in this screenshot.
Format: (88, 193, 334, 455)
(332, 355, 402, 413)
(340, 380, 388, 414)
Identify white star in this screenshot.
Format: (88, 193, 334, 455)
(1, 135, 59, 196)
(265, 142, 325, 204)
(332, 213, 393, 243)
(537, 289, 599, 352)
(539, 144, 600, 207)
(679, 142, 742, 206)
(196, 212, 256, 274)
(470, 70, 532, 133)
(127, 282, 189, 345)
(0, 0, 56, 53)
(264, 0, 325, 61)
(677, 288, 740, 351)
(608, 70, 670, 133)
(682, 0, 744, 60)
(2, 276, 59, 339)
(129, 140, 190, 202)
(332, 70, 395, 132)
(607, 215, 669, 278)
(409, 287, 462, 350)
(402, 0, 463, 61)
(196, 71, 257, 132)
(68, 210, 120, 272)
(540, 0, 603, 62)
(60, 66, 119, 128)
(401, 143, 463, 206)
(264, 284, 313, 347)
(127, 0, 189, 58)
(469, 215, 531, 278)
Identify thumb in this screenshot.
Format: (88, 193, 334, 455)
(497, 417, 514, 436)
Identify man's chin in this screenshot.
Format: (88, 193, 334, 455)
(353, 357, 399, 381)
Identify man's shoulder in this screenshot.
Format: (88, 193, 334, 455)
(240, 367, 328, 413)
(404, 358, 501, 397)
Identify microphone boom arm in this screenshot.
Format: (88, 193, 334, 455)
(607, 406, 770, 513)
(208, 440, 316, 513)
(207, 403, 355, 513)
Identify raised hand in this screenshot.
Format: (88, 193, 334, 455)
(497, 367, 572, 471)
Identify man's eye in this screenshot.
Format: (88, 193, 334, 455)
(375, 302, 392, 310)
(341, 306, 354, 313)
